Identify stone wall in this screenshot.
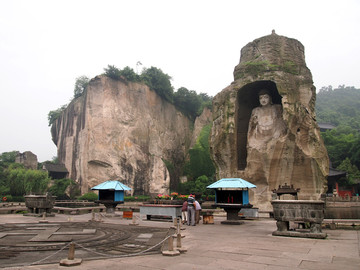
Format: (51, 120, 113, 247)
(15, 151, 38, 170)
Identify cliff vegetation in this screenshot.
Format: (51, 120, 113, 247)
(315, 85, 360, 185)
(48, 65, 212, 126)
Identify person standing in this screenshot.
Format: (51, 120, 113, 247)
(194, 199, 202, 224)
(181, 199, 188, 224)
(187, 195, 196, 226)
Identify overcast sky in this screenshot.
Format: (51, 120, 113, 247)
(1, 0, 359, 162)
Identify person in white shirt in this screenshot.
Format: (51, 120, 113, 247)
(194, 200, 202, 224)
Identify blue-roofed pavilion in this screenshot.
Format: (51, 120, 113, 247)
(91, 180, 131, 215)
(207, 178, 256, 205)
(91, 180, 131, 191)
(207, 178, 256, 225)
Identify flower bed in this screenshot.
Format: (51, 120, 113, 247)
(149, 193, 188, 205)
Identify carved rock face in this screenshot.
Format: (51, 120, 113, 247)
(51, 76, 194, 195)
(210, 32, 329, 211)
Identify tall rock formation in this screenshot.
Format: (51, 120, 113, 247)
(51, 75, 195, 195)
(210, 31, 329, 211)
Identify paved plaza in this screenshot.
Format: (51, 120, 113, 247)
(0, 212, 359, 269)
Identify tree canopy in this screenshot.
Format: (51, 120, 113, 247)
(74, 75, 90, 98)
(47, 104, 67, 126)
(178, 124, 216, 195)
(102, 65, 213, 119)
(103, 65, 141, 82)
(316, 85, 360, 186)
(0, 152, 79, 201)
(183, 124, 215, 180)
(0, 151, 18, 163)
(174, 87, 201, 120)
(49, 64, 213, 126)
(316, 85, 360, 129)
(140, 66, 174, 103)
(4, 163, 50, 196)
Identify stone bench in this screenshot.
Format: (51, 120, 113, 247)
(140, 204, 182, 220)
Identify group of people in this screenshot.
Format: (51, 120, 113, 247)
(181, 195, 201, 226)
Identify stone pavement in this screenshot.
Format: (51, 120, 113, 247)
(1, 213, 360, 270)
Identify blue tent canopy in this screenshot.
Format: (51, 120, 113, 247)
(207, 178, 256, 189)
(91, 180, 131, 191)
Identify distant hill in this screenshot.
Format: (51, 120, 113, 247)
(316, 86, 360, 129)
(315, 86, 360, 169)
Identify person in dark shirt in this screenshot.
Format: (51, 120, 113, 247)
(187, 195, 196, 226)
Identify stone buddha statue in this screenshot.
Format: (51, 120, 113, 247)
(247, 89, 286, 151)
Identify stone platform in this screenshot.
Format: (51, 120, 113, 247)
(0, 219, 172, 268)
(0, 213, 359, 269)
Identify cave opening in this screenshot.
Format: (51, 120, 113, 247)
(236, 80, 282, 170)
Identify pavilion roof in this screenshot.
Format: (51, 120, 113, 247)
(207, 178, 256, 189)
(91, 180, 131, 191)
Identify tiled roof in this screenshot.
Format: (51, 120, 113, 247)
(43, 163, 68, 173)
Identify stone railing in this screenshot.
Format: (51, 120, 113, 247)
(325, 196, 360, 202)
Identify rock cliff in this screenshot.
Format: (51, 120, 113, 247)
(210, 31, 329, 211)
(51, 75, 201, 195)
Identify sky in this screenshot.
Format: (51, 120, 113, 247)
(0, 0, 359, 162)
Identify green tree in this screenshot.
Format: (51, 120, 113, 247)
(350, 141, 360, 169)
(48, 178, 73, 200)
(316, 86, 360, 168)
(174, 87, 202, 120)
(198, 93, 213, 112)
(23, 169, 50, 194)
(316, 86, 360, 129)
(141, 66, 174, 102)
(49, 64, 213, 131)
(119, 66, 140, 82)
(0, 184, 9, 196)
(184, 124, 215, 179)
(193, 175, 213, 195)
(7, 164, 50, 195)
(104, 65, 141, 82)
(0, 158, 10, 195)
(321, 126, 360, 168)
(48, 104, 67, 126)
(74, 75, 90, 98)
(104, 64, 121, 80)
(78, 192, 98, 201)
(179, 124, 215, 195)
(0, 151, 18, 163)
(178, 175, 215, 196)
(336, 158, 360, 186)
(7, 165, 26, 196)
